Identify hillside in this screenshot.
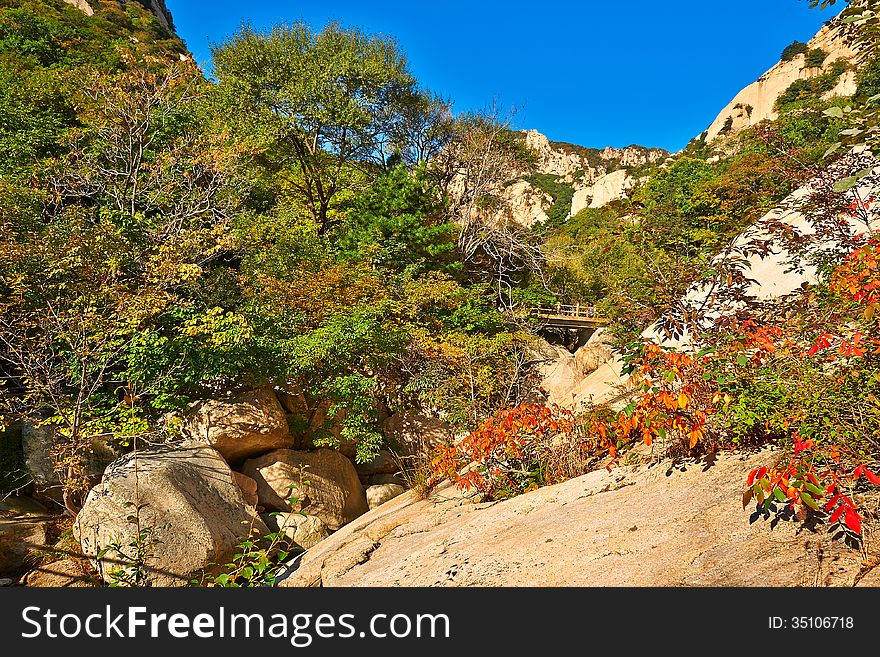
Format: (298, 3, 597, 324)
(3, 0, 880, 590)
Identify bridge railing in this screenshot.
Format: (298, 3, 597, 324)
(529, 304, 601, 320)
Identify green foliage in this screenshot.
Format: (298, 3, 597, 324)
(856, 52, 880, 99)
(211, 20, 430, 231)
(781, 40, 810, 62)
(521, 173, 575, 227)
(805, 47, 828, 68)
(336, 166, 459, 277)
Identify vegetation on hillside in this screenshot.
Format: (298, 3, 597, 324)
(0, 1, 545, 507)
(5, 0, 880, 580)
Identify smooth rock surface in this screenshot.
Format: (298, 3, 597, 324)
(279, 448, 872, 587)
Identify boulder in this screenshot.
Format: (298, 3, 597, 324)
(531, 338, 581, 407)
(20, 422, 127, 499)
(354, 450, 399, 478)
(0, 518, 48, 577)
(574, 328, 615, 375)
(272, 512, 330, 549)
(382, 412, 454, 457)
(183, 387, 294, 463)
(241, 448, 368, 530)
(366, 484, 406, 510)
(232, 471, 259, 507)
(25, 558, 99, 587)
(75, 443, 267, 586)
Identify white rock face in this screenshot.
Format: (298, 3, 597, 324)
(499, 179, 552, 227)
(569, 169, 636, 216)
(523, 130, 592, 178)
(703, 21, 858, 143)
(63, 0, 93, 15)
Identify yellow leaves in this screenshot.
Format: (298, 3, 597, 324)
(677, 392, 689, 410)
(253, 262, 384, 326)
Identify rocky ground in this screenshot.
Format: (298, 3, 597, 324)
(279, 446, 879, 588)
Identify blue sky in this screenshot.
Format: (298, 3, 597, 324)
(167, 0, 841, 152)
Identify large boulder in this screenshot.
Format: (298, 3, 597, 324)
(382, 412, 455, 456)
(530, 338, 582, 407)
(574, 328, 615, 375)
(0, 518, 48, 578)
(183, 387, 294, 463)
(75, 443, 267, 586)
(241, 448, 368, 530)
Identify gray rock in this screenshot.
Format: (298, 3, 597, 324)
(242, 448, 368, 530)
(75, 443, 266, 586)
(20, 423, 123, 497)
(273, 512, 330, 549)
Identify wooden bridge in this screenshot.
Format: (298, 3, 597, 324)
(529, 304, 608, 329)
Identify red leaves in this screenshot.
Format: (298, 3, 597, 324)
(431, 404, 580, 498)
(747, 440, 876, 540)
(808, 333, 833, 357)
(845, 508, 862, 535)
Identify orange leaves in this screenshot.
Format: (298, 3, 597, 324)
(831, 237, 880, 309)
(430, 404, 580, 498)
(807, 333, 833, 358)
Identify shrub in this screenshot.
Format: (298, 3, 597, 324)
(781, 40, 809, 62)
(430, 404, 587, 499)
(805, 47, 828, 68)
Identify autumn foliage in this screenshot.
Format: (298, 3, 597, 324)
(430, 404, 585, 499)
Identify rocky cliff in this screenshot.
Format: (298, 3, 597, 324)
(503, 130, 666, 227)
(702, 20, 858, 144)
(63, 0, 175, 33)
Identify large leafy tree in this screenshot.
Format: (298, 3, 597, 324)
(212, 21, 431, 233)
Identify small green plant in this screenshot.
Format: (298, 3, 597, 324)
(96, 501, 160, 587)
(196, 466, 312, 587)
(805, 47, 828, 68)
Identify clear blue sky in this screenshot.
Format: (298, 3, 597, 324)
(166, 0, 841, 153)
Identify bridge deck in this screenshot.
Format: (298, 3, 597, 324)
(530, 305, 608, 328)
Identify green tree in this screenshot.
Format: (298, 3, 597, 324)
(212, 21, 427, 233)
